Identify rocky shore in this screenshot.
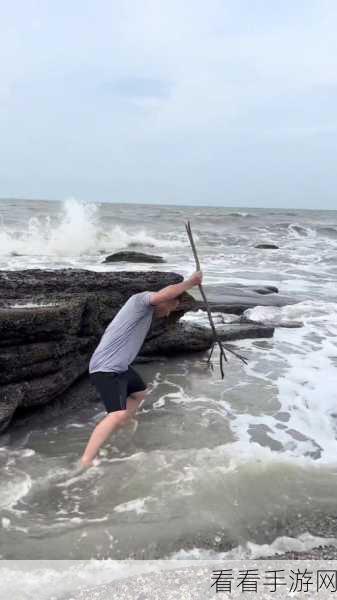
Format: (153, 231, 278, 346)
(0, 269, 295, 433)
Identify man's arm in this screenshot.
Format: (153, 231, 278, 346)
(149, 271, 203, 305)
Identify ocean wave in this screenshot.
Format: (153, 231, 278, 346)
(170, 532, 337, 560)
(0, 469, 32, 510)
(114, 496, 155, 514)
(0, 198, 184, 258)
(287, 223, 337, 241)
(321, 255, 337, 265)
(318, 226, 337, 239)
(228, 211, 253, 218)
(287, 223, 316, 238)
(244, 299, 337, 326)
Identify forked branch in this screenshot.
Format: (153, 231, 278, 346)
(185, 220, 248, 378)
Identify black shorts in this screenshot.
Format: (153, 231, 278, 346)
(89, 366, 147, 413)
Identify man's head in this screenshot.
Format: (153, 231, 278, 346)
(153, 296, 182, 318)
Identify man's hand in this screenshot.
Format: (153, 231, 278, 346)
(188, 270, 203, 287)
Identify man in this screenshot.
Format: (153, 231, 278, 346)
(80, 270, 203, 467)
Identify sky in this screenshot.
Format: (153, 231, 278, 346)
(1, 0, 337, 209)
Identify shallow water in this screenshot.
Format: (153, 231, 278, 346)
(0, 198, 337, 561)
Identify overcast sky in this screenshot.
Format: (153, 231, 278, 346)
(1, 1, 337, 208)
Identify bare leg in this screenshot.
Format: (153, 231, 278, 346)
(124, 390, 146, 419)
(80, 391, 146, 467)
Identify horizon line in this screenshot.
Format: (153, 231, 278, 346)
(1, 196, 337, 212)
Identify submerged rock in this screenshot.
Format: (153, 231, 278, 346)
(103, 251, 165, 263)
(255, 243, 279, 249)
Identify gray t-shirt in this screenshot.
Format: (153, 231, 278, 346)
(89, 291, 154, 374)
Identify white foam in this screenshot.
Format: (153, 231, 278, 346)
(0, 198, 99, 257)
(288, 222, 317, 238)
(0, 471, 32, 510)
(0, 197, 184, 260)
(114, 496, 155, 514)
(9, 303, 58, 308)
(243, 299, 337, 334)
(238, 299, 337, 464)
(1, 517, 10, 529)
(244, 305, 286, 325)
(105, 224, 184, 250)
(53, 464, 101, 488)
(228, 212, 252, 217)
(182, 309, 239, 325)
(0, 560, 162, 600)
(170, 531, 337, 560)
(1, 518, 29, 534)
(275, 337, 337, 463)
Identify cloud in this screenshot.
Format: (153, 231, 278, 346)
(99, 77, 171, 99)
(0, 0, 337, 207)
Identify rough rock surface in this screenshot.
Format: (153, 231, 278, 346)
(143, 321, 273, 355)
(0, 269, 182, 431)
(0, 270, 280, 432)
(103, 251, 165, 263)
(188, 283, 297, 314)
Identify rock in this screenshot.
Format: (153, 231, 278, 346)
(0, 299, 86, 345)
(0, 269, 184, 431)
(134, 355, 167, 364)
(0, 337, 92, 384)
(276, 321, 303, 328)
(226, 283, 279, 294)
(142, 321, 274, 355)
(0, 269, 283, 433)
(254, 285, 279, 294)
(261, 545, 337, 560)
(187, 284, 297, 315)
(0, 269, 177, 302)
(103, 251, 165, 263)
(255, 243, 279, 249)
(243, 317, 304, 329)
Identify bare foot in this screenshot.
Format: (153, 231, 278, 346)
(79, 457, 93, 469)
(126, 417, 138, 434)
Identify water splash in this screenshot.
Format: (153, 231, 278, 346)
(0, 197, 183, 259)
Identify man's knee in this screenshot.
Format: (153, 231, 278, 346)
(117, 409, 130, 422)
(104, 409, 129, 425)
(127, 389, 147, 413)
(129, 388, 148, 402)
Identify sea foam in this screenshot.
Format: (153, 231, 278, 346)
(0, 197, 183, 259)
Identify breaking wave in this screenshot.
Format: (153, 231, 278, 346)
(228, 211, 253, 218)
(0, 198, 183, 258)
(318, 226, 337, 239)
(286, 223, 337, 241)
(287, 223, 316, 238)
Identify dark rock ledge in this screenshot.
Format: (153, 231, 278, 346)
(0, 269, 289, 433)
(103, 250, 165, 263)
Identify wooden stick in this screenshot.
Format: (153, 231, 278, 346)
(185, 221, 248, 377)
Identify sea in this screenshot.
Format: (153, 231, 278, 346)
(1, 197, 337, 599)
